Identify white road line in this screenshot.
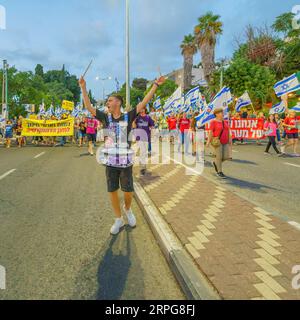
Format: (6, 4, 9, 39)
(284, 162, 300, 169)
(232, 150, 239, 153)
(0, 169, 16, 181)
(288, 221, 300, 231)
(34, 152, 46, 159)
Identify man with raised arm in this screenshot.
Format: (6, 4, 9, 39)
(79, 76, 165, 235)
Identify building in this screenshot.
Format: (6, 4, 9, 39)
(165, 67, 207, 88)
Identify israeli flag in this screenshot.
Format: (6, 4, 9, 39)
(269, 101, 286, 115)
(72, 106, 80, 118)
(164, 87, 182, 111)
(235, 92, 252, 112)
(153, 96, 161, 110)
(199, 87, 232, 126)
(39, 103, 46, 115)
(274, 73, 300, 97)
(291, 104, 300, 112)
(24, 104, 32, 113)
(55, 107, 63, 118)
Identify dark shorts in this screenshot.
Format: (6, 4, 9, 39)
(287, 133, 299, 139)
(87, 133, 96, 142)
(106, 166, 134, 193)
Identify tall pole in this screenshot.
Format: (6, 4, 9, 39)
(5, 61, 8, 119)
(125, 0, 130, 110)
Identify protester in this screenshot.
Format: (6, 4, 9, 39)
(264, 114, 282, 156)
(167, 113, 178, 144)
(178, 112, 191, 154)
(86, 115, 98, 156)
(134, 107, 155, 176)
(5, 120, 14, 148)
(281, 110, 299, 155)
(79, 75, 166, 235)
(16, 117, 24, 148)
(78, 117, 87, 147)
(207, 108, 232, 179)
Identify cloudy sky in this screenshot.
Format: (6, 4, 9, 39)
(0, 0, 297, 98)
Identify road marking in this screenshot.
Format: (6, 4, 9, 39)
(232, 150, 239, 153)
(284, 162, 300, 168)
(0, 169, 16, 181)
(288, 221, 300, 231)
(34, 152, 45, 159)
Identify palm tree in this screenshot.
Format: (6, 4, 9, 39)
(194, 12, 223, 84)
(181, 34, 197, 91)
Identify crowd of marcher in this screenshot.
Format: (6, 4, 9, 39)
(1, 107, 299, 180)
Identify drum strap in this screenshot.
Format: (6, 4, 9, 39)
(108, 113, 129, 145)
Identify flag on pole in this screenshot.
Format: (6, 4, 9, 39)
(269, 101, 286, 115)
(153, 96, 162, 110)
(274, 73, 300, 97)
(39, 102, 46, 116)
(199, 87, 232, 126)
(235, 92, 252, 112)
(164, 87, 182, 111)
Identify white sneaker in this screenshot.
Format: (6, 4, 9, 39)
(110, 218, 125, 235)
(123, 205, 137, 228)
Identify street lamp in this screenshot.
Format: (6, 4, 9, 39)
(96, 76, 112, 105)
(126, 0, 130, 110)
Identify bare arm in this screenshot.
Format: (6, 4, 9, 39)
(136, 77, 165, 114)
(78, 77, 96, 117)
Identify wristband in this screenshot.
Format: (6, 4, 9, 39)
(154, 82, 160, 87)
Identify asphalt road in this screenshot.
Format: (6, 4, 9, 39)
(0, 145, 184, 300)
(203, 143, 300, 224)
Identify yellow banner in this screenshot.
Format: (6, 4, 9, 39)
(22, 119, 74, 137)
(62, 100, 74, 111)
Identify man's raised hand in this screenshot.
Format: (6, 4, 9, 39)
(156, 76, 166, 86)
(79, 76, 86, 90)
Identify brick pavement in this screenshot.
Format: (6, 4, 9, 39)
(134, 160, 300, 300)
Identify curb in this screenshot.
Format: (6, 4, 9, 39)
(134, 181, 221, 301)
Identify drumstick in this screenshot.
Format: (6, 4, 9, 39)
(82, 60, 93, 78)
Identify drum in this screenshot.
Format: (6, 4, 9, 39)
(98, 144, 135, 168)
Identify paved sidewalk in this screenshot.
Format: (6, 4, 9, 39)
(134, 159, 300, 300)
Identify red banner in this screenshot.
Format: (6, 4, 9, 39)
(207, 119, 266, 140)
(230, 118, 266, 140)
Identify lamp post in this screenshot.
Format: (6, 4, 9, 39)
(126, 0, 130, 110)
(96, 76, 112, 106)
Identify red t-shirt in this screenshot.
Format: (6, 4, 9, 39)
(210, 120, 230, 145)
(284, 117, 298, 134)
(168, 118, 177, 131)
(178, 118, 191, 133)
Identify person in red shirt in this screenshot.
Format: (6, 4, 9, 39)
(178, 113, 191, 153)
(207, 108, 232, 179)
(281, 110, 299, 155)
(167, 113, 178, 144)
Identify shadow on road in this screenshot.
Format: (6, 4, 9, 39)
(223, 176, 281, 193)
(72, 227, 145, 300)
(230, 159, 258, 165)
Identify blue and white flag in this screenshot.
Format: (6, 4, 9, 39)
(235, 92, 252, 112)
(55, 107, 63, 118)
(199, 87, 232, 126)
(269, 101, 286, 115)
(291, 104, 300, 112)
(72, 105, 81, 118)
(164, 87, 182, 111)
(153, 96, 162, 110)
(274, 73, 300, 97)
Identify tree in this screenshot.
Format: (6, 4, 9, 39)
(132, 78, 148, 91)
(212, 58, 276, 108)
(180, 34, 197, 91)
(35, 64, 44, 78)
(272, 12, 300, 39)
(194, 12, 223, 84)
